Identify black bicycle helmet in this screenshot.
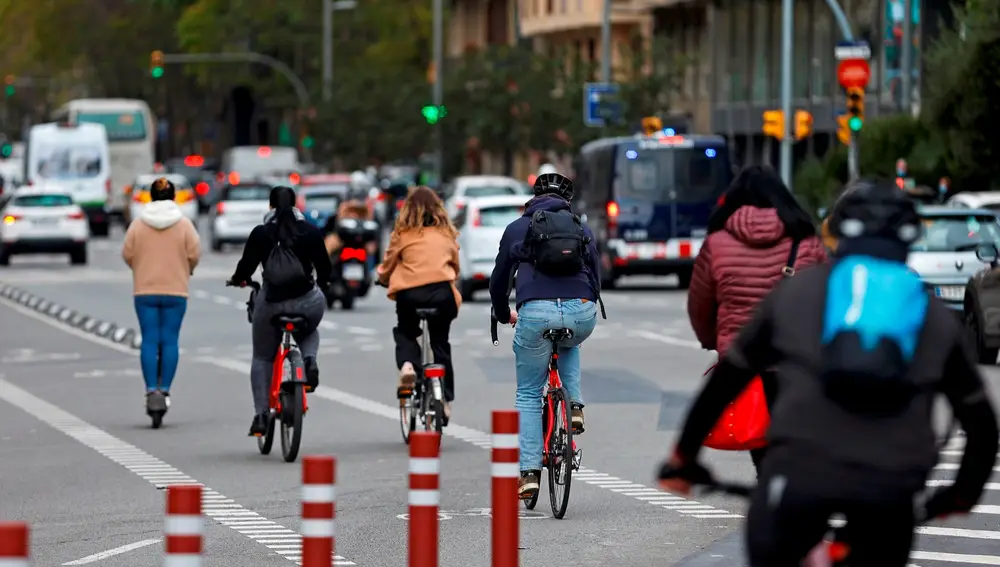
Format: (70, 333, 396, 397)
(533, 172, 574, 201)
(829, 179, 921, 244)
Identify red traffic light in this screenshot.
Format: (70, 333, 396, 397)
(184, 155, 204, 167)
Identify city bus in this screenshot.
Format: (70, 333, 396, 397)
(572, 131, 733, 289)
(51, 99, 155, 222)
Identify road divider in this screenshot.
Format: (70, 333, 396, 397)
(165, 485, 203, 567)
(408, 432, 440, 567)
(0, 284, 140, 349)
(0, 522, 29, 566)
(491, 411, 518, 567)
(302, 456, 337, 567)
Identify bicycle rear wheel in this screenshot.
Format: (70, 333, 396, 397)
(547, 388, 573, 519)
(280, 353, 305, 463)
(399, 392, 417, 444)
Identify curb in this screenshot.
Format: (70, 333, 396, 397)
(0, 283, 142, 350)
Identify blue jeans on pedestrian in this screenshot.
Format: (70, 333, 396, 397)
(134, 295, 187, 392)
(513, 299, 597, 472)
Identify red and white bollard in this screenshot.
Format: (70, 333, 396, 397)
(301, 456, 336, 567)
(0, 522, 29, 566)
(165, 485, 202, 567)
(408, 431, 440, 567)
(491, 411, 519, 567)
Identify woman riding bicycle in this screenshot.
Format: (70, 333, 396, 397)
(228, 186, 333, 436)
(376, 186, 461, 423)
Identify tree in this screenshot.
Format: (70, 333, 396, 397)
(613, 33, 691, 132)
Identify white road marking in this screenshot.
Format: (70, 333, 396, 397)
(626, 329, 701, 350)
(910, 551, 1000, 565)
(917, 526, 1000, 540)
(203, 355, 744, 520)
(61, 539, 161, 565)
(0, 375, 355, 565)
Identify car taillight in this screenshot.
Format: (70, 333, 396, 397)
(455, 201, 466, 211)
(340, 248, 367, 262)
(105, 179, 112, 195)
(216, 202, 225, 215)
(396, 199, 405, 210)
(607, 201, 619, 237)
(195, 182, 209, 196)
(228, 172, 240, 185)
(67, 211, 85, 220)
(289, 173, 301, 185)
(606, 201, 619, 218)
(471, 210, 482, 227)
(176, 190, 194, 204)
(216, 171, 226, 182)
(3, 214, 21, 225)
(133, 191, 150, 203)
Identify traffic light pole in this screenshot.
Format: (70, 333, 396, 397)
(432, 0, 444, 187)
(822, 0, 860, 182)
(779, 0, 793, 190)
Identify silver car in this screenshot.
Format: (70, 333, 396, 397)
(907, 206, 1000, 313)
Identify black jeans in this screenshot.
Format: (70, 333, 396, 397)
(747, 450, 917, 567)
(750, 370, 779, 476)
(393, 282, 458, 401)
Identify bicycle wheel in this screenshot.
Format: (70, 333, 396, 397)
(280, 354, 305, 463)
(399, 391, 416, 444)
(258, 412, 276, 454)
(547, 388, 573, 519)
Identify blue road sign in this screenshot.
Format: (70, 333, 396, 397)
(583, 82, 621, 128)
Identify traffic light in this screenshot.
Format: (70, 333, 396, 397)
(421, 104, 447, 124)
(0, 142, 11, 158)
(836, 115, 851, 145)
(762, 110, 784, 140)
(794, 110, 813, 141)
(4, 75, 14, 97)
(846, 87, 864, 132)
(150, 50, 164, 79)
(641, 116, 663, 136)
(301, 135, 314, 149)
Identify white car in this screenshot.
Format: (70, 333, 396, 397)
(0, 188, 89, 265)
(127, 173, 198, 228)
(947, 191, 1000, 214)
(444, 175, 530, 219)
(454, 195, 530, 301)
(208, 182, 273, 251)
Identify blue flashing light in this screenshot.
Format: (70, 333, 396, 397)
(705, 149, 717, 158)
(664, 128, 676, 136)
(625, 150, 638, 160)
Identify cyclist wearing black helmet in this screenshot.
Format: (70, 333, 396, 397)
(489, 170, 605, 500)
(658, 179, 999, 567)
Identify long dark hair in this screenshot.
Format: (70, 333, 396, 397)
(707, 166, 816, 240)
(269, 185, 298, 243)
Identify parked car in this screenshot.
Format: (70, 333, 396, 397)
(453, 195, 529, 301)
(963, 242, 1000, 364)
(125, 173, 198, 229)
(947, 191, 1000, 213)
(208, 182, 273, 251)
(443, 175, 530, 219)
(0, 188, 89, 265)
(908, 207, 1000, 314)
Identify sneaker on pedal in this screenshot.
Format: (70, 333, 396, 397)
(304, 357, 319, 392)
(518, 471, 540, 500)
(248, 413, 268, 437)
(397, 362, 416, 400)
(571, 402, 585, 434)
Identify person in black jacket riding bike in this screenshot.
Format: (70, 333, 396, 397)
(658, 179, 999, 567)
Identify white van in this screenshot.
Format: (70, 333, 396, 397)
(25, 122, 112, 236)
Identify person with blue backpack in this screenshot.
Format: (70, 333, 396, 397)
(657, 179, 999, 566)
(489, 172, 607, 500)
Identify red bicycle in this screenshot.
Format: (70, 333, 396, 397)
(492, 314, 582, 519)
(228, 280, 310, 463)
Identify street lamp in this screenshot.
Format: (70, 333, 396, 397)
(322, 0, 358, 103)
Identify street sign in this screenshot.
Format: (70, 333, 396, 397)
(583, 82, 621, 127)
(837, 59, 871, 89)
(834, 41, 871, 61)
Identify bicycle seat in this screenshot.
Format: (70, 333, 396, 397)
(542, 328, 574, 342)
(273, 314, 308, 331)
(415, 308, 438, 319)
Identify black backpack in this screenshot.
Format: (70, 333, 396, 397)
(525, 209, 590, 277)
(263, 236, 309, 291)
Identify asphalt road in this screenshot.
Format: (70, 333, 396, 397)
(0, 225, 998, 567)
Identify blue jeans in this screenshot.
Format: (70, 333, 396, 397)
(513, 299, 597, 471)
(134, 295, 187, 392)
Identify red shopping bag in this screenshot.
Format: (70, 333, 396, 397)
(702, 364, 770, 451)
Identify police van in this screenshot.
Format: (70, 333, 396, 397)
(24, 122, 112, 236)
(573, 130, 732, 289)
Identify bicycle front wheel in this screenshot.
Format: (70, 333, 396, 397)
(547, 388, 573, 519)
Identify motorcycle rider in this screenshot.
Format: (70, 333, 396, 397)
(326, 171, 377, 258)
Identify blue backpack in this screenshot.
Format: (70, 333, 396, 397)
(820, 256, 928, 417)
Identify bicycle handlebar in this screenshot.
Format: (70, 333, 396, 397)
(226, 279, 260, 292)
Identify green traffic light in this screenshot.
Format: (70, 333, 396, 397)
(301, 136, 314, 149)
(151, 67, 164, 79)
(421, 105, 446, 124)
(0, 143, 11, 158)
(4, 85, 13, 97)
(848, 116, 863, 131)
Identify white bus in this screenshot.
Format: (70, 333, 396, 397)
(51, 99, 155, 221)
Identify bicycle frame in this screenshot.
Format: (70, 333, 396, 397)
(269, 324, 309, 414)
(542, 349, 578, 460)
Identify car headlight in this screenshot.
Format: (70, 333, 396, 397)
(363, 220, 378, 230)
(310, 210, 319, 218)
(339, 218, 358, 229)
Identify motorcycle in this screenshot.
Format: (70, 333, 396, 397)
(325, 217, 379, 310)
